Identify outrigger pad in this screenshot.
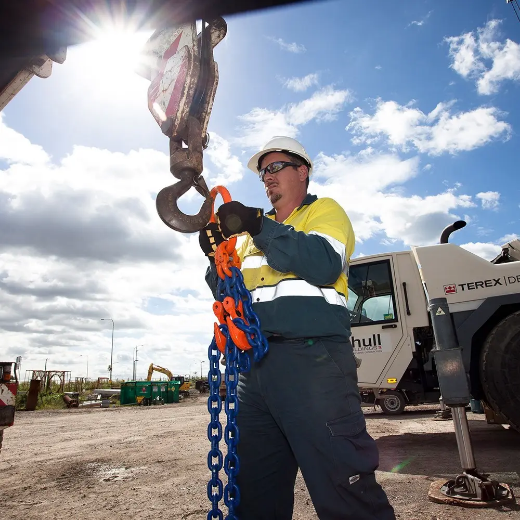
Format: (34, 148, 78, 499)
(428, 479, 515, 508)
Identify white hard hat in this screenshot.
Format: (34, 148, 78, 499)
(247, 136, 313, 176)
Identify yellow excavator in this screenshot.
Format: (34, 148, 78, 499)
(146, 363, 191, 397)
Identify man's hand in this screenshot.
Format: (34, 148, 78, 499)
(217, 201, 264, 239)
(199, 222, 225, 259)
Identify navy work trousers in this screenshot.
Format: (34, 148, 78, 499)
(235, 337, 395, 520)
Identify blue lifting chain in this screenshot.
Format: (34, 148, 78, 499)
(207, 265, 268, 520)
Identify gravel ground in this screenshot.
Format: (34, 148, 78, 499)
(1, 395, 518, 519)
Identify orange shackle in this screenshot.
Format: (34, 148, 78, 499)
(209, 185, 232, 224)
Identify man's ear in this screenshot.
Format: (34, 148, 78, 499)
(298, 165, 309, 182)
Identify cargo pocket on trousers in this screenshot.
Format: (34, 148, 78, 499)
(326, 410, 380, 488)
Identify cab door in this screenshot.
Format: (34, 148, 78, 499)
(348, 257, 406, 385)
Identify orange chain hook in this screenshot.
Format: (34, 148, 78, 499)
(210, 185, 241, 279)
(210, 185, 250, 353)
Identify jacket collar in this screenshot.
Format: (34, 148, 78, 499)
(266, 193, 317, 216)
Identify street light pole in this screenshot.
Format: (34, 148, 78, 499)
(200, 360, 205, 380)
(133, 345, 143, 381)
(101, 318, 114, 385)
(80, 355, 89, 379)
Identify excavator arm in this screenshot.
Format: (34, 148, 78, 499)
(146, 363, 174, 381)
(146, 363, 191, 396)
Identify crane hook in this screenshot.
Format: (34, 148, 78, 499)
(156, 171, 213, 233)
(156, 116, 213, 233)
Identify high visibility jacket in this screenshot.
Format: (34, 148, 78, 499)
(206, 194, 355, 341)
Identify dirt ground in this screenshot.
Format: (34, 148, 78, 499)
(1, 395, 519, 520)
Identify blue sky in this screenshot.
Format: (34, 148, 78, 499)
(1, 0, 519, 380)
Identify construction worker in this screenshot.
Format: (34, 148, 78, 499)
(199, 136, 395, 520)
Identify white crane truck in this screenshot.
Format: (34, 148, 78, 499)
(349, 222, 520, 433)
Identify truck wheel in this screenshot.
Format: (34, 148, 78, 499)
(480, 311, 520, 433)
(378, 391, 406, 415)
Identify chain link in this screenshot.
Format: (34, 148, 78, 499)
(207, 240, 268, 520)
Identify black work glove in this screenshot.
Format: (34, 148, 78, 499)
(199, 222, 225, 259)
(217, 201, 264, 239)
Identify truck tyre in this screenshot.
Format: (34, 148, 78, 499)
(480, 311, 520, 433)
(378, 391, 406, 415)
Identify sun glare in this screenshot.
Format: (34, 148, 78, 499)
(80, 29, 152, 78)
(67, 26, 154, 106)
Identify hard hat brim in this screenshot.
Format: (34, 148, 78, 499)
(247, 147, 312, 175)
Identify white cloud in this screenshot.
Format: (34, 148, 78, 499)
(288, 87, 353, 125)
(1, 112, 512, 377)
(204, 133, 244, 185)
(375, 65, 382, 70)
(237, 86, 353, 149)
(236, 108, 299, 149)
(268, 37, 306, 54)
(498, 233, 519, 243)
(445, 19, 520, 94)
(445, 32, 484, 77)
(479, 40, 520, 95)
(476, 191, 500, 210)
(311, 151, 476, 245)
(460, 242, 502, 260)
(347, 99, 511, 155)
(0, 113, 50, 166)
(409, 10, 433, 27)
(0, 117, 217, 380)
(284, 73, 319, 92)
(476, 226, 493, 237)
(423, 164, 432, 171)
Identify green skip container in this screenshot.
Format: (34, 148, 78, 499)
(120, 381, 137, 405)
(120, 380, 180, 405)
(151, 382, 168, 403)
(167, 381, 181, 403)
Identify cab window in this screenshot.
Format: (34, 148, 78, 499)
(348, 260, 397, 326)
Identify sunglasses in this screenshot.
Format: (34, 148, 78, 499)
(258, 161, 299, 183)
